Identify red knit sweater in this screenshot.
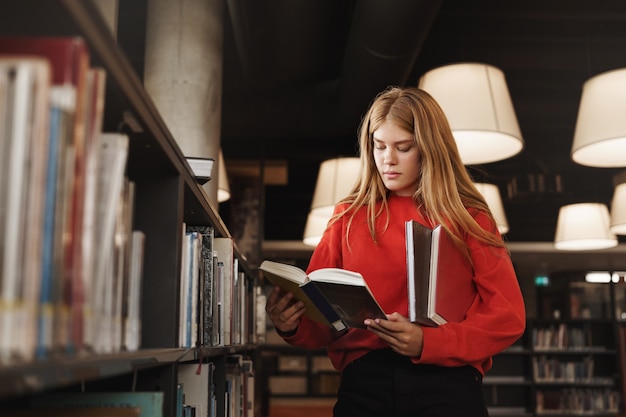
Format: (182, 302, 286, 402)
(281, 195, 526, 375)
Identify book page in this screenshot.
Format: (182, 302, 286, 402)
(259, 261, 307, 285)
(308, 268, 365, 287)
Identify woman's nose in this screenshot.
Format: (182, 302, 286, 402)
(383, 149, 396, 164)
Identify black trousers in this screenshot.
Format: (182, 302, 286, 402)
(333, 349, 489, 417)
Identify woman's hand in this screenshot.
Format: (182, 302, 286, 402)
(365, 312, 424, 357)
(265, 286, 305, 333)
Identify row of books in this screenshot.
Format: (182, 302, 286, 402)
(535, 388, 620, 414)
(0, 36, 146, 363)
(178, 355, 255, 417)
(5, 391, 164, 417)
(178, 226, 261, 348)
(532, 355, 613, 384)
(2, 357, 254, 417)
(532, 324, 597, 351)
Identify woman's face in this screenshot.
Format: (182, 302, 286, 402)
(372, 120, 420, 196)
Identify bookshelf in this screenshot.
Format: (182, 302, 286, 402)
(259, 345, 340, 398)
(0, 1, 260, 416)
(530, 318, 620, 416)
(481, 271, 626, 417)
(531, 275, 623, 416)
(483, 329, 534, 417)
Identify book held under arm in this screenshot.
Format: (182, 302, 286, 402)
(405, 220, 476, 327)
(259, 260, 386, 331)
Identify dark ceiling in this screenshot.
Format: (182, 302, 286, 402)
(220, 0, 626, 245)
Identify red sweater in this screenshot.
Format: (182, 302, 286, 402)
(281, 195, 526, 375)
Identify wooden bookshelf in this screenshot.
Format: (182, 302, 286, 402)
(0, 1, 259, 416)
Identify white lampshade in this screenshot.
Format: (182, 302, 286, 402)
(418, 63, 524, 165)
(303, 157, 360, 246)
(302, 213, 330, 247)
(217, 150, 230, 202)
(571, 68, 626, 167)
(474, 183, 509, 234)
(610, 182, 626, 234)
(554, 203, 618, 250)
(309, 157, 360, 217)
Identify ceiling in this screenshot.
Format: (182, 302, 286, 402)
(219, 0, 626, 252)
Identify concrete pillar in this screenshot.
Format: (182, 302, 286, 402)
(143, 0, 223, 203)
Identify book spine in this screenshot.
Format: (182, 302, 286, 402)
(301, 284, 347, 331)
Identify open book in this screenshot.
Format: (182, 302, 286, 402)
(405, 220, 476, 327)
(259, 260, 386, 331)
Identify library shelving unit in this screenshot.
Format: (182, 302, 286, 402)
(256, 334, 340, 416)
(0, 1, 258, 416)
(259, 343, 340, 399)
(530, 317, 621, 416)
(530, 275, 625, 416)
(483, 273, 626, 417)
(483, 327, 534, 417)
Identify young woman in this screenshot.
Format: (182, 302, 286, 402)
(265, 86, 526, 416)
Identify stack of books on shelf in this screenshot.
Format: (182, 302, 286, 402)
(0, 36, 146, 363)
(532, 355, 606, 384)
(532, 323, 596, 351)
(177, 354, 254, 417)
(535, 388, 620, 415)
(4, 391, 164, 417)
(178, 226, 260, 348)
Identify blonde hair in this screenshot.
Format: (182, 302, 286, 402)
(333, 86, 504, 258)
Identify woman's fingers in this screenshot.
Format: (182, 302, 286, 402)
(265, 286, 305, 332)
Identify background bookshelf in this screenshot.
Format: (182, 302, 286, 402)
(257, 329, 340, 416)
(0, 1, 260, 416)
(483, 271, 626, 417)
(531, 273, 624, 416)
(483, 329, 534, 417)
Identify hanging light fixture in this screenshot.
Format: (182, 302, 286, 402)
(473, 183, 509, 234)
(610, 182, 626, 234)
(303, 157, 360, 246)
(418, 63, 524, 165)
(308, 157, 360, 217)
(302, 214, 330, 247)
(571, 68, 626, 167)
(217, 150, 231, 202)
(554, 203, 617, 250)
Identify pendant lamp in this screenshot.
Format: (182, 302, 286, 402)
(302, 213, 330, 247)
(418, 63, 524, 165)
(571, 68, 626, 167)
(473, 183, 509, 234)
(218, 150, 231, 202)
(303, 157, 360, 246)
(308, 157, 360, 218)
(554, 203, 617, 250)
(610, 182, 626, 234)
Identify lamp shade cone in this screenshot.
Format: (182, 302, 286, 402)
(571, 68, 626, 167)
(302, 213, 330, 247)
(474, 182, 509, 234)
(303, 157, 360, 246)
(554, 203, 618, 250)
(610, 182, 626, 235)
(309, 157, 360, 217)
(418, 63, 524, 165)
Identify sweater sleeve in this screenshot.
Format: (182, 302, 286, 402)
(415, 211, 526, 373)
